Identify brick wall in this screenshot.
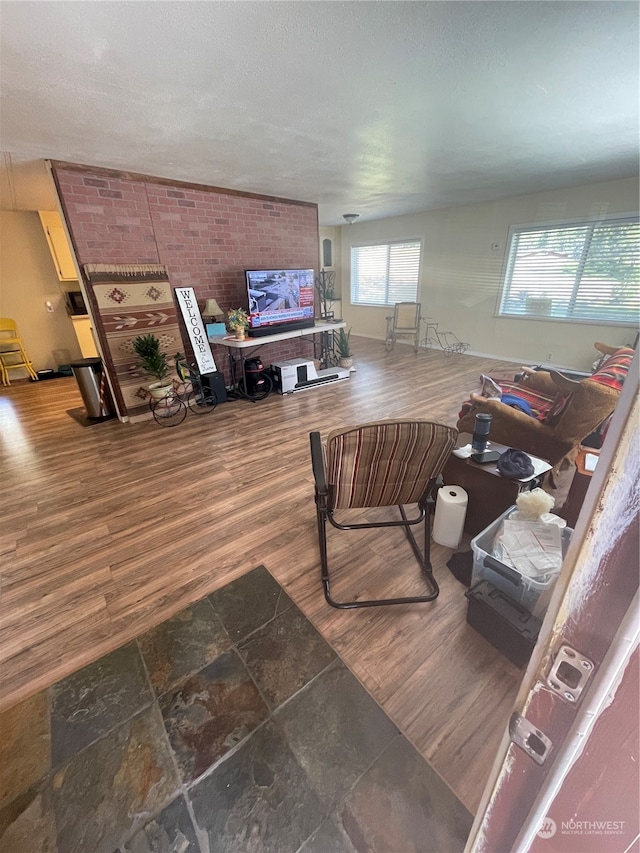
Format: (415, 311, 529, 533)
(52, 163, 321, 384)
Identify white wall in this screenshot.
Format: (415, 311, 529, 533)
(0, 210, 81, 376)
(340, 176, 639, 371)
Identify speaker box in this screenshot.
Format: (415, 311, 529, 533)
(200, 371, 228, 403)
(465, 580, 542, 668)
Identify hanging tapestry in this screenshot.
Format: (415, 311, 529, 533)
(83, 264, 184, 420)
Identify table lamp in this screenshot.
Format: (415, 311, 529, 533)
(203, 298, 224, 321)
(203, 298, 227, 338)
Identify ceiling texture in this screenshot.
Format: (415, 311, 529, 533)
(1, 1, 638, 225)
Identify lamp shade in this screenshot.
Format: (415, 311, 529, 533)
(203, 298, 223, 318)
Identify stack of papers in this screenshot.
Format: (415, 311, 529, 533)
(495, 520, 563, 579)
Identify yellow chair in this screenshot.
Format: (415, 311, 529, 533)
(0, 318, 38, 384)
(384, 302, 422, 353)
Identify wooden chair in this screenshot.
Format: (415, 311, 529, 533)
(0, 318, 38, 384)
(385, 302, 421, 353)
(310, 419, 457, 609)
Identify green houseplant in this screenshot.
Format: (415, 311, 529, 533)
(227, 307, 250, 339)
(133, 333, 172, 398)
(335, 327, 353, 369)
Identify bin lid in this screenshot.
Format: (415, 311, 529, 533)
(70, 358, 102, 367)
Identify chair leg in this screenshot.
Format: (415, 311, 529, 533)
(316, 500, 332, 602)
(22, 349, 38, 381)
(319, 503, 439, 609)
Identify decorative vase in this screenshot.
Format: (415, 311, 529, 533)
(148, 381, 174, 400)
(234, 330, 246, 340)
(339, 356, 353, 369)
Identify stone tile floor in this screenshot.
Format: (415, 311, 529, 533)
(0, 566, 473, 853)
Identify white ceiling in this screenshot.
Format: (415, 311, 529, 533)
(1, 1, 638, 225)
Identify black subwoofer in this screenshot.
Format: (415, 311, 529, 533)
(200, 371, 228, 403)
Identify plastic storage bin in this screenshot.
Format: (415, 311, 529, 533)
(470, 506, 572, 618)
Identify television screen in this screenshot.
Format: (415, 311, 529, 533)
(245, 269, 315, 335)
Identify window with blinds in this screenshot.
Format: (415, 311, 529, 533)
(499, 217, 639, 325)
(351, 240, 421, 306)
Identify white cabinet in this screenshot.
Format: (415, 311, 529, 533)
(71, 316, 98, 358)
(38, 210, 78, 281)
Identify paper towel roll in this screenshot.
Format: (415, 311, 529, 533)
(433, 485, 468, 548)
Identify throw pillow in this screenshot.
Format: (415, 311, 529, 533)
(589, 347, 634, 392)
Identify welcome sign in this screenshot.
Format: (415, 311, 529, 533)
(174, 287, 217, 375)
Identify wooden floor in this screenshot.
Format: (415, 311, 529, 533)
(0, 338, 526, 814)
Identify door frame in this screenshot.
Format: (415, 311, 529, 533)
(466, 348, 639, 852)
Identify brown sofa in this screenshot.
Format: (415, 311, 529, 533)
(457, 343, 634, 475)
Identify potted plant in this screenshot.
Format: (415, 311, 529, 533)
(133, 333, 173, 399)
(227, 307, 250, 340)
(335, 326, 354, 369)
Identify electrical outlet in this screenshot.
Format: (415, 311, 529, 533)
(546, 352, 552, 361)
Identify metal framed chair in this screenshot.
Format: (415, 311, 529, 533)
(385, 302, 421, 353)
(0, 318, 38, 384)
(310, 419, 458, 609)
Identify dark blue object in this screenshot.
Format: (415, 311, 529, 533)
(497, 449, 535, 480)
(501, 393, 533, 416)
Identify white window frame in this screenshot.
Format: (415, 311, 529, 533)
(498, 215, 639, 326)
(350, 239, 421, 307)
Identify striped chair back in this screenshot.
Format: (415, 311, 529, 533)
(325, 420, 457, 509)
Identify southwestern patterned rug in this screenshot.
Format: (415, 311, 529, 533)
(82, 264, 183, 419)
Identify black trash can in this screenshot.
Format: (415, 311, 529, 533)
(70, 358, 114, 419)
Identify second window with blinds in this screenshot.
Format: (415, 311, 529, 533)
(351, 239, 421, 306)
(498, 216, 639, 325)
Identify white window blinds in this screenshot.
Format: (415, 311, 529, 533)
(351, 240, 421, 306)
(499, 217, 639, 324)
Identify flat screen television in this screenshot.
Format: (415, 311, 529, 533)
(245, 269, 315, 336)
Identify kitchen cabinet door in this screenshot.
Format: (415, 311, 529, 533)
(38, 210, 78, 281)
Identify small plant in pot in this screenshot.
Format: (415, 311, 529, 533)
(227, 307, 250, 340)
(133, 333, 173, 399)
(335, 327, 354, 369)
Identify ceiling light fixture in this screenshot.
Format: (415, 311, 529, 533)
(343, 213, 360, 225)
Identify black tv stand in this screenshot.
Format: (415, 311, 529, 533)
(248, 320, 315, 338)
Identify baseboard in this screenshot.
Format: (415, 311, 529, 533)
(357, 333, 585, 373)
